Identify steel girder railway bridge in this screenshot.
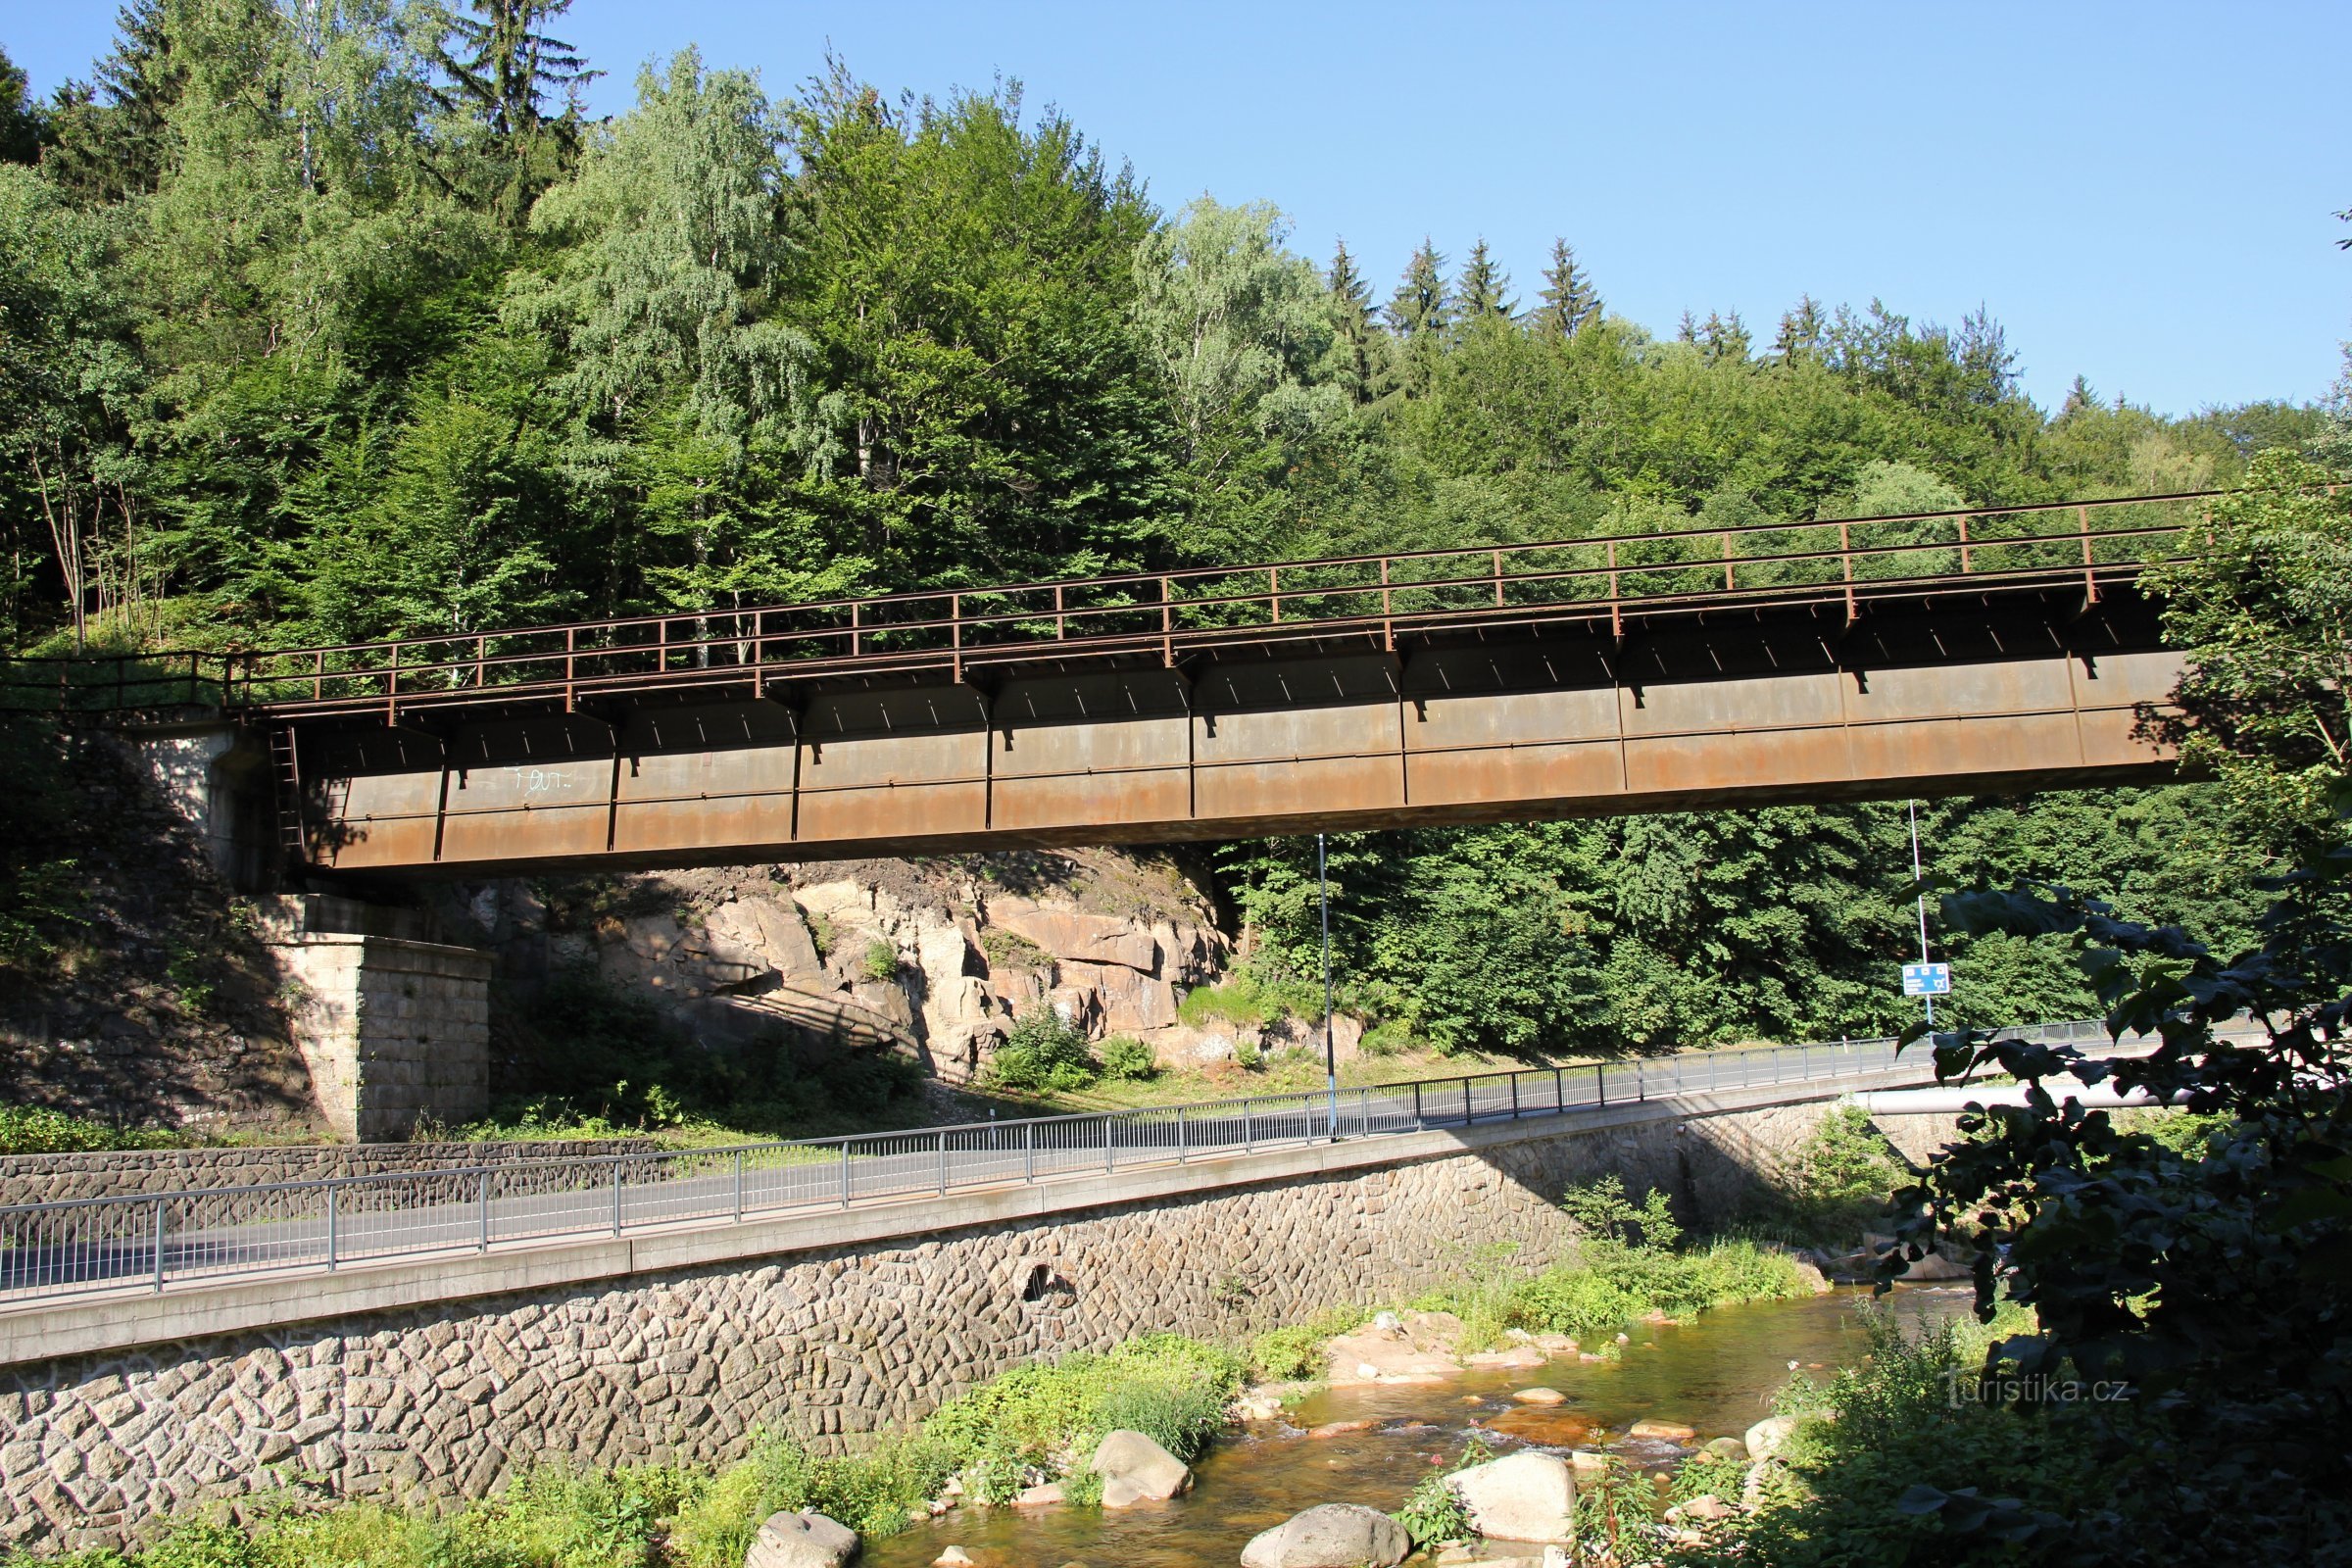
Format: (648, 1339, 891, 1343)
(7, 492, 2213, 875)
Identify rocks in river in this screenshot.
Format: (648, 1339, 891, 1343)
(744, 1511, 858, 1568)
(933, 1550, 975, 1567)
(1463, 1346, 1547, 1370)
(1450, 1449, 1578, 1544)
(1090, 1429, 1192, 1507)
(1305, 1419, 1375, 1439)
(1510, 1386, 1567, 1404)
(1666, 1494, 1734, 1523)
(1629, 1418, 1696, 1443)
(1240, 1503, 1412, 1568)
(1011, 1482, 1065, 1508)
(1703, 1436, 1749, 1461)
(1484, 1406, 1597, 1447)
(1744, 1414, 1800, 1460)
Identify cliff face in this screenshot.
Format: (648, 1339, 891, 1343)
(442, 849, 1238, 1086)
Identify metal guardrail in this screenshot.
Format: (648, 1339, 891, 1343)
(0, 491, 2218, 718)
(0, 1019, 2129, 1306)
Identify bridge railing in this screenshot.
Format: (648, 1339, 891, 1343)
(0, 1016, 2165, 1306)
(0, 491, 2218, 719)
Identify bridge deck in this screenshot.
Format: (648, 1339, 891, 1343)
(1, 492, 2209, 872)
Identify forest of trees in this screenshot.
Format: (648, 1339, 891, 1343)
(2, 0, 2342, 1055)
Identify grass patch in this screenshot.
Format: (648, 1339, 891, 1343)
(1250, 1304, 1374, 1380)
(0, 1104, 183, 1155)
(921, 1332, 1246, 1502)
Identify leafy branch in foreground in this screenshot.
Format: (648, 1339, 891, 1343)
(1877, 788, 2352, 1561)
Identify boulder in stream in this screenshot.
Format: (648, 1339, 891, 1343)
(1239, 1503, 1412, 1568)
(1451, 1450, 1578, 1544)
(1090, 1429, 1192, 1506)
(745, 1511, 858, 1568)
(1744, 1414, 1800, 1460)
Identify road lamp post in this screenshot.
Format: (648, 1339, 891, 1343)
(1910, 801, 1935, 1029)
(1319, 832, 1339, 1140)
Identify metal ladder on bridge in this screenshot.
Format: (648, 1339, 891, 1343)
(267, 725, 307, 863)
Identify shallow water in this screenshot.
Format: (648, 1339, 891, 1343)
(865, 1285, 1972, 1568)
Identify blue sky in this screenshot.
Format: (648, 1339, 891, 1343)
(12, 2, 2348, 416)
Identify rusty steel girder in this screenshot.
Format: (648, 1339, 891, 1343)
(279, 588, 2183, 876)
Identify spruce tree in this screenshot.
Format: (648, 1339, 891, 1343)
(1535, 237, 1600, 337)
(423, 0, 602, 223)
(1455, 236, 1516, 319)
(1772, 294, 1826, 364)
(1381, 238, 1451, 399)
(42, 0, 183, 202)
(1384, 238, 1451, 338)
(1328, 237, 1376, 400)
(0, 47, 44, 166)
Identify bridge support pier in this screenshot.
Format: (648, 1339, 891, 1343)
(267, 923, 492, 1143)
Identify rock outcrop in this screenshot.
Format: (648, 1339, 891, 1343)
(467, 850, 1230, 1086)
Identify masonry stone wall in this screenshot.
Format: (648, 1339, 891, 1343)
(0, 1139, 656, 1214)
(0, 1094, 1970, 1552)
(274, 937, 493, 1143)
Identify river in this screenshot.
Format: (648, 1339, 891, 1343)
(865, 1284, 1973, 1568)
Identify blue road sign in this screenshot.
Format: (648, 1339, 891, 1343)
(1902, 962, 1951, 997)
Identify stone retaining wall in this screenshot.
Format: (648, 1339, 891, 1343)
(0, 1093, 1967, 1552)
(0, 1139, 655, 1213)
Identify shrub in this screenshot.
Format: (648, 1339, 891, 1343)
(1392, 1436, 1494, 1548)
(1175, 974, 1280, 1029)
(668, 1432, 952, 1560)
(1232, 1040, 1264, 1071)
(1766, 1101, 1904, 1242)
(1560, 1173, 1682, 1250)
(1359, 1018, 1415, 1056)
(987, 1009, 1100, 1093)
(0, 1103, 179, 1155)
(1509, 1239, 1808, 1339)
(1096, 1036, 1156, 1081)
(805, 910, 837, 959)
(1393, 1469, 1473, 1548)
(1250, 1305, 1371, 1380)
(858, 940, 899, 982)
(920, 1334, 1245, 1501)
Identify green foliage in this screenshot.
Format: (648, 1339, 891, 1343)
(2145, 452, 2352, 852)
(858, 939, 899, 983)
(1721, 1309, 2102, 1567)
(1393, 1469, 1474, 1549)
(1509, 1239, 1809, 1340)
(985, 1008, 1100, 1093)
(1249, 1305, 1372, 1381)
(1559, 1173, 1682, 1250)
(1174, 974, 1284, 1029)
(977, 928, 1047, 970)
(1095, 1036, 1157, 1081)
(918, 1334, 1245, 1502)
(1763, 1101, 1905, 1242)
(667, 1432, 952, 1555)
(1862, 798, 2352, 1563)
(804, 910, 837, 959)
(0, 1104, 180, 1155)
